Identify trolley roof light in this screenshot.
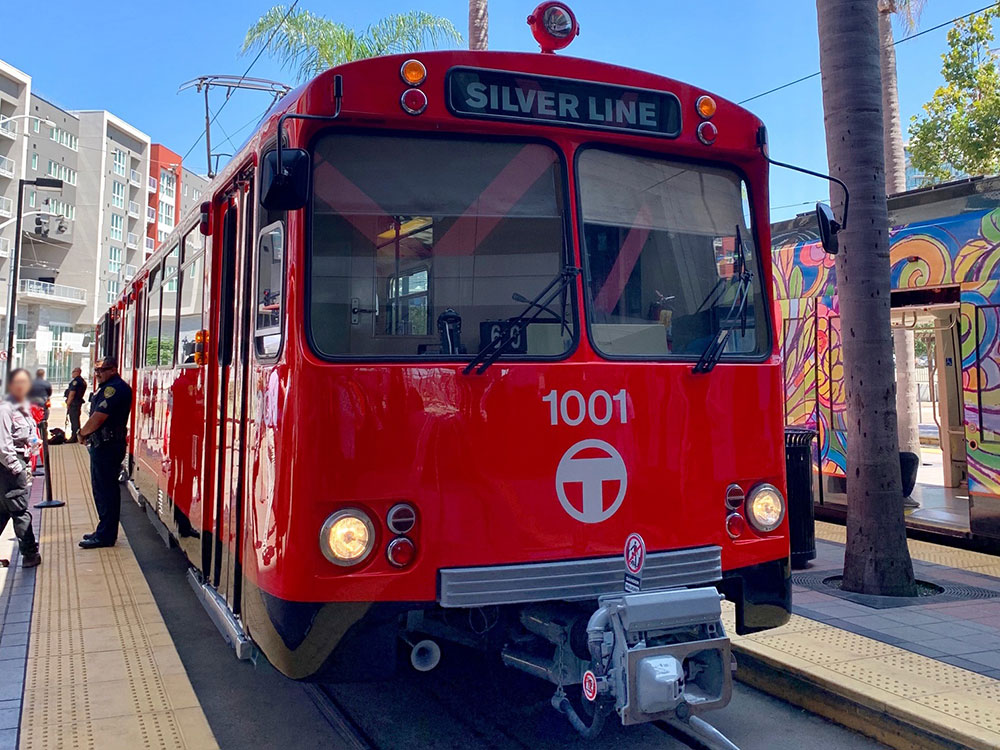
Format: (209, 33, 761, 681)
(320, 509, 375, 566)
(696, 95, 717, 119)
(400, 59, 427, 86)
(401, 88, 428, 116)
(527, 2, 580, 53)
(697, 121, 718, 146)
(745, 484, 785, 533)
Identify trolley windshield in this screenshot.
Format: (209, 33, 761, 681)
(309, 135, 572, 359)
(578, 148, 769, 359)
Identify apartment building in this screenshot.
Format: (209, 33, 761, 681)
(75, 110, 151, 334)
(0, 59, 32, 335)
(0, 55, 207, 385)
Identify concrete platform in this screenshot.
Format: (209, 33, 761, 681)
(733, 522, 1000, 750)
(2, 444, 217, 750)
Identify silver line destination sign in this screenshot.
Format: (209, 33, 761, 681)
(446, 67, 681, 138)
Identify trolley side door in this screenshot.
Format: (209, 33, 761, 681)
(212, 172, 255, 614)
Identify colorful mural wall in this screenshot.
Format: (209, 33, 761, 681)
(773, 206, 1000, 497)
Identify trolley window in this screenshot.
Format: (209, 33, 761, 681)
(144, 266, 161, 367)
(178, 227, 205, 365)
(159, 245, 179, 367)
(309, 135, 571, 359)
(255, 221, 284, 357)
(578, 148, 768, 359)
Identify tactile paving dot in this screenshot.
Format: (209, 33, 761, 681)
(20, 445, 218, 749)
(751, 627, 896, 665)
(825, 650, 995, 698)
(912, 683, 1000, 733)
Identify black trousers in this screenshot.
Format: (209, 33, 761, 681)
(0, 459, 37, 556)
(89, 441, 126, 543)
(68, 403, 82, 439)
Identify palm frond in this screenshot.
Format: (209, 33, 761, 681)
(363, 12, 463, 58)
(241, 6, 352, 81)
(894, 0, 926, 33)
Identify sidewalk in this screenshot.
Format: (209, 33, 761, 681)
(0, 444, 217, 750)
(730, 521, 1000, 750)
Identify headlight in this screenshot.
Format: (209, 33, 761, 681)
(745, 484, 785, 532)
(320, 509, 375, 566)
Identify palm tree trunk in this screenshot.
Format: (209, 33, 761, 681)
(879, 2, 922, 465)
(816, 0, 917, 596)
(469, 0, 488, 50)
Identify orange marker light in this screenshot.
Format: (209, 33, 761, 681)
(696, 95, 717, 119)
(400, 59, 427, 86)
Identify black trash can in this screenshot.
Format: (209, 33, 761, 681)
(784, 427, 817, 569)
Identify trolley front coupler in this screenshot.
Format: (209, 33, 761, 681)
(586, 586, 733, 726)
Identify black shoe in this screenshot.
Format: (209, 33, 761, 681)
(83, 532, 97, 540)
(22, 552, 41, 568)
(79, 538, 114, 549)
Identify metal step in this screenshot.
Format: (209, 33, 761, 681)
(187, 569, 254, 660)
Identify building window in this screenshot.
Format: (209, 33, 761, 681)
(109, 246, 123, 274)
(110, 213, 124, 241)
(161, 170, 176, 199)
(30, 153, 37, 171)
(107, 279, 119, 304)
(159, 201, 174, 228)
(113, 149, 127, 176)
(28, 191, 35, 208)
(46, 160, 77, 186)
(157, 229, 167, 242)
(192, 189, 201, 200)
(46, 198, 75, 221)
(111, 181, 125, 209)
(32, 118, 39, 134)
(48, 126, 77, 151)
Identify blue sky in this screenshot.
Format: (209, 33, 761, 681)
(1, 0, 986, 220)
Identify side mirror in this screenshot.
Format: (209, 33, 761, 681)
(815, 202, 842, 255)
(261, 148, 311, 211)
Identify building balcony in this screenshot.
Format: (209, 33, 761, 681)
(0, 119, 16, 140)
(126, 232, 139, 249)
(123, 263, 137, 281)
(19, 278, 87, 306)
(129, 169, 141, 186)
(0, 237, 10, 258)
(128, 200, 140, 218)
(0, 155, 14, 179)
(145, 236, 155, 253)
(0, 196, 12, 219)
(148, 175, 157, 192)
(146, 205, 156, 223)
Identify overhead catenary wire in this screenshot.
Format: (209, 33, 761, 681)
(739, 1, 1000, 104)
(181, 0, 301, 167)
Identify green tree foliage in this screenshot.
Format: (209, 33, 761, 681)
(242, 6, 463, 82)
(908, 8, 1000, 183)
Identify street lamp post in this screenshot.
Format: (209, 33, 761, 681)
(3, 177, 63, 379)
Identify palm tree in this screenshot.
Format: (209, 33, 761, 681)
(879, 0, 925, 467)
(469, 0, 489, 50)
(816, 0, 917, 596)
(242, 6, 463, 82)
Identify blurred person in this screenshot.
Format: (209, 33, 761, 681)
(28, 368, 52, 421)
(77, 357, 132, 549)
(0, 369, 41, 568)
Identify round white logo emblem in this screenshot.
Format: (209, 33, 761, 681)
(555, 439, 628, 524)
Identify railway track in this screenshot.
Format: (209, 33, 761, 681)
(306, 643, 736, 750)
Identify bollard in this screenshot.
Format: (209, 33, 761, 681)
(784, 427, 816, 569)
(34, 420, 65, 509)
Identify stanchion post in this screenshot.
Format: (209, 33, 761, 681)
(35, 418, 65, 508)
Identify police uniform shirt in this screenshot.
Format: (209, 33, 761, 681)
(92, 375, 133, 442)
(65, 376, 86, 403)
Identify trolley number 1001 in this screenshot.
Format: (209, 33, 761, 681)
(542, 389, 629, 426)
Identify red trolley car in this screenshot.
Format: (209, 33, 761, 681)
(97, 3, 791, 734)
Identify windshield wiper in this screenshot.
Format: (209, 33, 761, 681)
(693, 226, 754, 374)
(463, 265, 580, 375)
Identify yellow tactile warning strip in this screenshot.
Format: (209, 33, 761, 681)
(19, 444, 217, 750)
(726, 525, 1000, 750)
(815, 520, 1000, 577)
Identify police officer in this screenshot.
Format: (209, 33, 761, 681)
(77, 357, 132, 549)
(64, 367, 87, 442)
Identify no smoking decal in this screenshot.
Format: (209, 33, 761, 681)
(624, 532, 645, 592)
(582, 670, 598, 702)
